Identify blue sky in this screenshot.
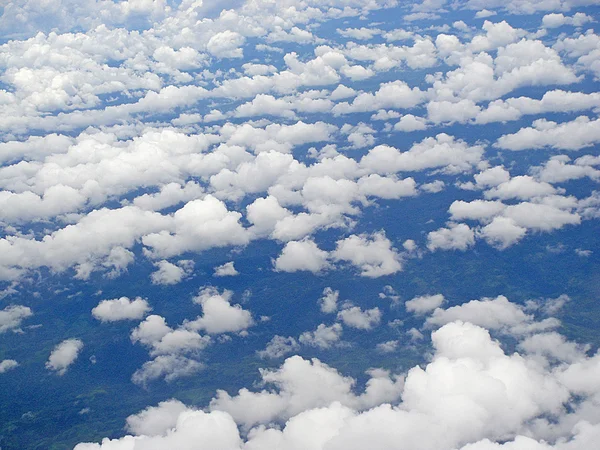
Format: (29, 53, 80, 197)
(1, 0, 600, 449)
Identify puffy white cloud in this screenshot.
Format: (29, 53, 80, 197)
(213, 261, 239, 277)
(273, 239, 331, 274)
(503, 202, 580, 231)
(125, 399, 189, 437)
(449, 200, 507, 222)
(360, 134, 484, 174)
(496, 117, 600, 151)
(484, 176, 558, 200)
(479, 217, 528, 249)
(475, 166, 511, 188)
(0, 359, 19, 373)
(332, 232, 402, 278)
(299, 323, 343, 349)
(337, 306, 382, 330)
(131, 355, 205, 386)
(142, 196, 250, 259)
(206, 31, 245, 59)
(475, 90, 600, 125)
(427, 223, 476, 251)
(394, 114, 428, 132)
(257, 335, 300, 359)
(427, 99, 481, 124)
(357, 174, 417, 199)
(405, 294, 445, 314)
(532, 156, 600, 183)
(319, 287, 339, 314)
(77, 309, 600, 450)
(333, 81, 425, 114)
(0, 304, 32, 333)
(92, 297, 151, 322)
(186, 287, 253, 335)
(376, 340, 399, 353)
(426, 295, 559, 336)
(208, 355, 403, 428)
(0, 205, 171, 281)
(151, 260, 194, 285)
(46, 338, 83, 376)
(542, 13, 593, 28)
(130, 313, 210, 385)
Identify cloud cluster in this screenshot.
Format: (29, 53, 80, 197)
(75, 295, 600, 450)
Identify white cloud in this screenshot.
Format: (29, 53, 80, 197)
(46, 338, 83, 376)
(206, 31, 245, 59)
(360, 134, 484, 174)
(376, 340, 399, 353)
(542, 13, 593, 28)
(394, 114, 428, 132)
(208, 355, 403, 428)
(213, 262, 239, 277)
(125, 399, 189, 437)
(0, 304, 32, 333)
(484, 176, 558, 200)
(186, 287, 253, 335)
(426, 295, 559, 336)
(427, 223, 476, 251)
(319, 287, 339, 314)
(299, 323, 343, 349)
(496, 117, 600, 151)
(337, 306, 382, 330)
(273, 239, 331, 274)
(76, 308, 600, 450)
(132, 355, 204, 386)
(92, 297, 151, 322)
(333, 81, 425, 114)
(332, 232, 402, 278)
(405, 294, 445, 314)
(257, 335, 300, 359)
(0, 359, 19, 373)
(449, 200, 507, 222)
(151, 260, 194, 285)
(142, 196, 250, 259)
(479, 216, 528, 249)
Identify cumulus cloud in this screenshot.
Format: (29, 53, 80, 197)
(46, 338, 84, 376)
(151, 260, 194, 285)
(427, 223, 476, 251)
(186, 287, 253, 335)
(257, 335, 300, 359)
(337, 306, 382, 330)
(299, 323, 343, 349)
(0, 305, 32, 333)
(405, 294, 445, 314)
(425, 295, 559, 336)
(273, 239, 331, 274)
(496, 117, 600, 151)
(319, 287, 340, 314)
(92, 297, 151, 322)
(213, 261, 239, 277)
(360, 134, 484, 174)
(0, 359, 19, 373)
(76, 294, 600, 450)
(332, 232, 402, 278)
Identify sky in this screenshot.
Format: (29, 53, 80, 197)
(1, 0, 600, 449)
